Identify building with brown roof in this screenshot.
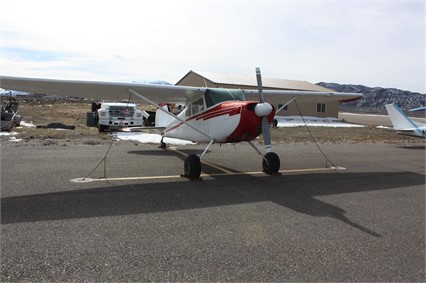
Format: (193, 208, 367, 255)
(176, 70, 339, 117)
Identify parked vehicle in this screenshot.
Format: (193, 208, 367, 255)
(87, 102, 147, 132)
(1, 94, 21, 131)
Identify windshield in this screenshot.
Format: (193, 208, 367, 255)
(204, 89, 246, 108)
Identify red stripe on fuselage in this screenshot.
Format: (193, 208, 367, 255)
(164, 101, 275, 142)
(165, 101, 245, 133)
(196, 107, 241, 121)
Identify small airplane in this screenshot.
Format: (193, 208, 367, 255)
(0, 68, 363, 179)
(385, 103, 426, 138)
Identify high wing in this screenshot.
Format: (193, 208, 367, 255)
(0, 76, 362, 104)
(243, 89, 361, 106)
(0, 76, 204, 103)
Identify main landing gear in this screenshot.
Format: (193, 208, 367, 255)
(181, 147, 280, 179)
(158, 135, 207, 180)
(184, 154, 202, 179)
(159, 137, 280, 180)
(182, 140, 214, 180)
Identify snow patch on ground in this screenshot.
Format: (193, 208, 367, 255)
(114, 132, 195, 145)
(0, 131, 18, 136)
(275, 116, 364, 128)
(17, 121, 36, 128)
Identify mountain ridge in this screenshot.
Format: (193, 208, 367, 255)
(317, 82, 425, 114)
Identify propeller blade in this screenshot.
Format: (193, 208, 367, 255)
(255, 67, 265, 103)
(262, 116, 272, 152)
(256, 67, 272, 153)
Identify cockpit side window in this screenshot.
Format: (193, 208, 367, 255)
(185, 96, 205, 116)
(192, 97, 205, 115)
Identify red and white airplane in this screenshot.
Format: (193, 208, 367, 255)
(0, 68, 362, 179)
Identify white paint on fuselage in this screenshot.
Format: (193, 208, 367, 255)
(164, 106, 241, 143)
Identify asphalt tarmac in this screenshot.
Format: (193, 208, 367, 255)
(1, 141, 425, 282)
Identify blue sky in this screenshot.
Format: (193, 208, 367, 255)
(1, 0, 424, 93)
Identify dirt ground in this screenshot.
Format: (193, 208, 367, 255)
(1, 99, 424, 146)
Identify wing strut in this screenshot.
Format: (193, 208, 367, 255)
(127, 88, 214, 142)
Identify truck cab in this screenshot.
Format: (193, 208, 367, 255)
(87, 102, 147, 132)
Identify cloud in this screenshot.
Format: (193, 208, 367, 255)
(1, 0, 424, 92)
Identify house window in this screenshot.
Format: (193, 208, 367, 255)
(277, 104, 288, 111)
(317, 103, 326, 113)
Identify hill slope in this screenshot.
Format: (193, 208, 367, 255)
(317, 82, 425, 114)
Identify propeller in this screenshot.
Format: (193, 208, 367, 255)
(255, 67, 273, 153)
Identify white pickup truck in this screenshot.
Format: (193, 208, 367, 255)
(87, 102, 148, 132)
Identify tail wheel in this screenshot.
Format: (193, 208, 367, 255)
(262, 152, 280, 175)
(184, 154, 202, 179)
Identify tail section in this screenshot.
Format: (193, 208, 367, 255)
(385, 103, 426, 138)
(385, 103, 418, 130)
(155, 105, 176, 128)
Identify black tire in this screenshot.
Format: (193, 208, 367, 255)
(262, 152, 280, 175)
(98, 124, 107, 132)
(159, 141, 167, 149)
(272, 119, 278, 127)
(184, 154, 201, 179)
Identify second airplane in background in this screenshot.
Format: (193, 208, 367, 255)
(385, 103, 426, 138)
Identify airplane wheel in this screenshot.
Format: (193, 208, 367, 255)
(262, 152, 280, 175)
(184, 154, 201, 179)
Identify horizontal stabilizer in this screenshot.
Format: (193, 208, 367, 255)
(409, 106, 426, 113)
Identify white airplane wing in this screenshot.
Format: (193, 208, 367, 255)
(0, 76, 362, 104)
(0, 76, 205, 103)
(243, 89, 362, 106)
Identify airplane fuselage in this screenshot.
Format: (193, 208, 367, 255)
(164, 101, 275, 143)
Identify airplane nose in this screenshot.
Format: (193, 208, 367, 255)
(254, 102, 273, 117)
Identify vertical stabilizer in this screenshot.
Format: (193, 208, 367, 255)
(385, 103, 426, 138)
(385, 103, 419, 130)
(155, 105, 176, 128)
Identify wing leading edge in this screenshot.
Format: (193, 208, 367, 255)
(0, 76, 363, 105)
(0, 76, 205, 103)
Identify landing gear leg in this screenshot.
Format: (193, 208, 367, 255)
(159, 136, 166, 149)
